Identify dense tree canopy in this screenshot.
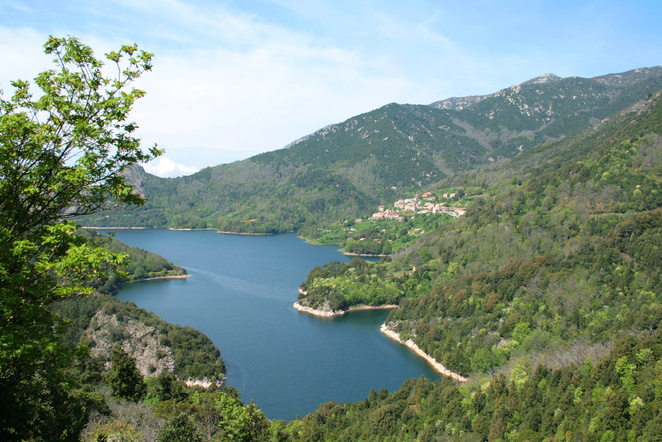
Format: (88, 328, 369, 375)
(0, 36, 159, 439)
(106, 345, 147, 402)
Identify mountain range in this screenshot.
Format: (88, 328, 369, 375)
(81, 66, 662, 234)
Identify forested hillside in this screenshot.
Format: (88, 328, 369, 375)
(80, 67, 662, 235)
(288, 331, 662, 440)
(288, 89, 662, 439)
(49, 231, 222, 381)
(76, 229, 187, 293)
(52, 292, 225, 381)
(76, 79, 662, 442)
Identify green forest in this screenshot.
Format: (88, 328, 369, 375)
(4, 36, 662, 441)
(288, 331, 662, 441)
(75, 228, 188, 292)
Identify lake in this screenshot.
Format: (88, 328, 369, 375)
(108, 229, 440, 421)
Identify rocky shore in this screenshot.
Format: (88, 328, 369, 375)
(184, 377, 225, 389)
(348, 304, 398, 311)
(293, 301, 344, 317)
(130, 274, 191, 282)
(83, 226, 149, 230)
(293, 303, 467, 382)
(380, 323, 468, 382)
(342, 252, 390, 258)
(217, 231, 273, 236)
(293, 301, 398, 317)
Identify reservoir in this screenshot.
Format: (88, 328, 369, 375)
(109, 229, 440, 421)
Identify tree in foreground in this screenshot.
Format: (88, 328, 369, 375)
(0, 36, 160, 440)
(106, 345, 147, 402)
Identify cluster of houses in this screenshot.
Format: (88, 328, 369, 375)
(370, 191, 466, 221)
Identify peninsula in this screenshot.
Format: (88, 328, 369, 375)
(293, 301, 398, 317)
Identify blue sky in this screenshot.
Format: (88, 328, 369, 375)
(1, 0, 660, 176)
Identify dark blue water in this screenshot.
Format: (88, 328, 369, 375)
(108, 229, 439, 420)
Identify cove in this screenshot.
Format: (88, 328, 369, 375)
(108, 229, 440, 421)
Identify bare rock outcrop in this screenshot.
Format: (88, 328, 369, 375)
(86, 311, 176, 377)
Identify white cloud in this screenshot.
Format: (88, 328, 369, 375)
(118, 4, 431, 170)
(0, 27, 51, 86)
(141, 156, 200, 178)
(3, 0, 661, 172)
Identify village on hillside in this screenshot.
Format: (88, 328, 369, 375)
(308, 188, 473, 254)
(368, 191, 467, 222)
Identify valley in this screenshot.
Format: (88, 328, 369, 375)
(5, 53, 662, 439)
(102, 69, 662, 439)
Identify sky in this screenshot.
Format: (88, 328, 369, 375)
(1, 1, 661, 177)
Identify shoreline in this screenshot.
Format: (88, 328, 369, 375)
(342, 251, 390, 258)
(129, 274, 191, 282)
(293, 302, 343, 317)
(217, 231, 274, 236)
(183, 376, 225, 389)
(84, 226, 282, 236)
(293, 301, 398, 318)
(380, 323, 468, 382)
(83, 226, 151, 230)
(348, 304, 398, 312)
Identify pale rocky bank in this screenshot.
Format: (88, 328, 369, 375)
(293, 301, 468, 382)
(380, 322, 468, 382)
(293, 301, 398, 317)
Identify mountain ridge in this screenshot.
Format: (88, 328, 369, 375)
(430, 66, 662, 110)
(83, 66, 662, 235)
